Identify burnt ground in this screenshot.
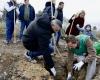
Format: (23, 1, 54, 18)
(0, 37, 100, 80)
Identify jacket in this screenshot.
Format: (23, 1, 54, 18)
(22, 13, 54, 53)
(19, 4, 35, 21)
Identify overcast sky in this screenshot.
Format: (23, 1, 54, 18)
(0, 0, 100, 24)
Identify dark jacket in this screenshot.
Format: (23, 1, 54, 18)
(22, 13, 54, 53)
(6, 1, 17, 20)
(56, 8, 63, 23)
(19, 4, 35, 21)
(66, 15, 84, 36)
(43, 2, 55, 18)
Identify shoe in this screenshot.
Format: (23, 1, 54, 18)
(17, 39, 22, 42)
(50, 67, 56, 76)
(3, 40, 9, 44)
(24, 52, 38, 63)
(45, 67, 56, 77)
(24, 52, 33, 61)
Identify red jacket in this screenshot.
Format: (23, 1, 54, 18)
(66, 16, 84, 36)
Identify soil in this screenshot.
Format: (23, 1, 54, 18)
(0, 37, 100, 80)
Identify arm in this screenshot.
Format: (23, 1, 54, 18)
(84, 38, 96, 63)
(16, 7, 20, 15)
(69, 14, 76, 23)
(79, 18, 84, 28)
(68, 17, 73, 23)
(65, 49, 74, 73)
(38, 34, 51, 54)
(91, 32, 98, 41)
(76, 24, 84, 32)
(4, 3, 15, 12)
(31, 6, 35, 20)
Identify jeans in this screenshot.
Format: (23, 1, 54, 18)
(6, 19, 14, 41)
(55, 31, 61, 45)
(28, 46, 54, 68)
(19, 20, 31, 39)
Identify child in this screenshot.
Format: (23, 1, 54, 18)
(77, 24, 98, 41)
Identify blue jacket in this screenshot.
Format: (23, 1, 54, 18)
(19, 4, 35, 21)
(6, 1, 17, 20)
(43, 2, 55, 19)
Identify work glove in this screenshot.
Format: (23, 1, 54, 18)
(66, 72, 73, 80)
(67, 77, 73, 80)
(50, 67, 56, 76)
(73, 61, 84, 71)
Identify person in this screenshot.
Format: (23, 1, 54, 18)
(22, 12, 62, 77)
(65, 34, 96, 80)
(18, 0, 35, 41)
(43, 0, 55, 19)
(0, 11, 3, 19)
(77, 24, 98, 41)
(65, 10, 85, 36)
(54, 2, 64, 46)
(92, 26, 98, 41)
(4, 0, 18, 44)
(43, 0, 56, 49)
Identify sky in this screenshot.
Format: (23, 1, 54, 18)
(0, 0, 100, 28)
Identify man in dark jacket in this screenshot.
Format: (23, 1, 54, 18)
(18, 0, 35, 40)
(22, 13, 62, 77)
(54, 2, 64, 46)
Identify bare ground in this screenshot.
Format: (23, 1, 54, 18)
(0, 37, 100, 80)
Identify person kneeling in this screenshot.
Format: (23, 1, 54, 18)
(65, 34, 96, 80)
(22, 13, 62, 77)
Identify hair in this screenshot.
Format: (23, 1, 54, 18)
(24, 0, 29, 1)
(65, 35, 77, 43)
(59, 2, 64, 5)
(79, 10, 85, 16)
(84, 24, 91, 31)
(93, 26, 97, 30)
(51, 19, 62, 28)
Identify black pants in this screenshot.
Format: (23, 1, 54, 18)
(22, 37, 54, 69)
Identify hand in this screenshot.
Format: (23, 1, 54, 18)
(67, 72, 72, 80)
(72, 16, 76, 20)
(72, 14, 78, 20)
(13, 6, 16, 9)
(73, 61, 84, 71)
(12, 0, 17, 6)
(76, 24, 79, 27)
(51, 16, 56, 20)
(67, 77, 72, 80)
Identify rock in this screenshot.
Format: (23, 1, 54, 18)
(0, 60, 3, 62)
(4, 72, 7, 76)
